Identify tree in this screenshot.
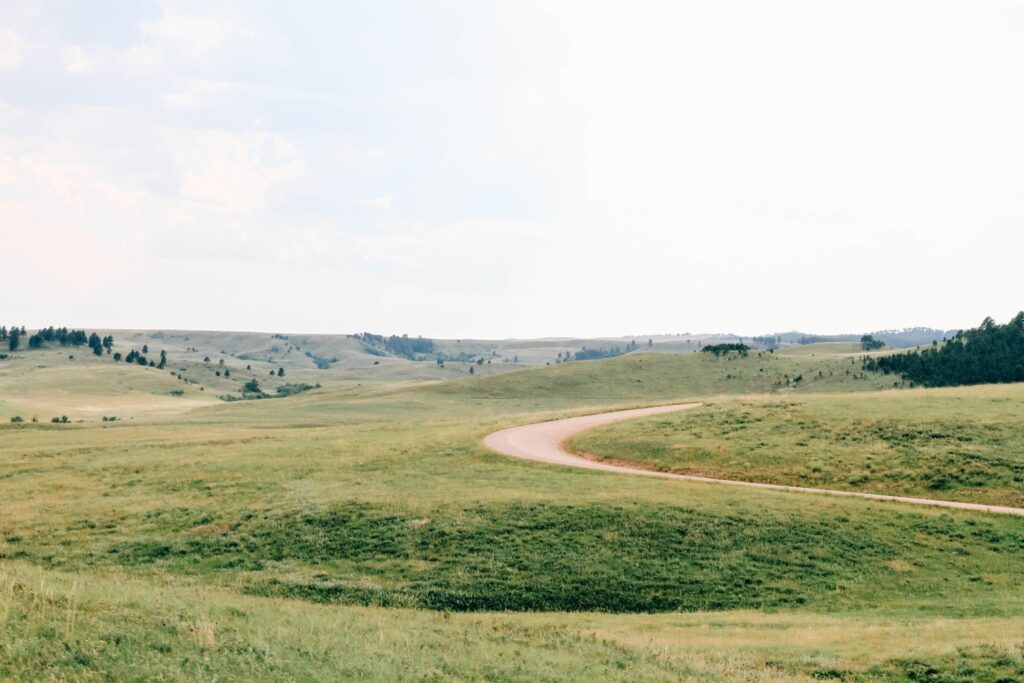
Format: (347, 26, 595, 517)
(469, 365, 475, 375)
(243, 378, 262, 393)
(701, 343, 750, 357)
(648, 339, 653, 347)
(28, 334, 43, 349)
(863, 312, 1024, 387)
(860, 335, 885, 351)
(8, 328, 21, 351)
(142, 344, 149, 354)
(113, 352, 122, 362)
(277, 367, 285, 377)
(157, 350, 167, 370)
(224, 368, 230, 378)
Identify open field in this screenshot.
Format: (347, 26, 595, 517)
(571, 384, 1024, 507)
(1, 345, 1023, 680)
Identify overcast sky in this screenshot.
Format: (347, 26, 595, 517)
(2, 1, 1023, 338)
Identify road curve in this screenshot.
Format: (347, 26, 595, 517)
(483, 403, 1024, 517)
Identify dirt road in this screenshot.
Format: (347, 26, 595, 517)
(483, 403, 1024, 517)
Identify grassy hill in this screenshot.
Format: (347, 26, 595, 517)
(2, 337, 1023, 680)
(571, 383, 1024, 506)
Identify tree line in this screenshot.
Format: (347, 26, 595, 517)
(572, 339, 640, 361)
(862, 313, 1024, 387)
(2, 326, 114, 354)
(352, 332, 436, 360)
(701, 343, 750, 357)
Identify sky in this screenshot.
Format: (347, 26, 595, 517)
(1, 1, 1023, 339)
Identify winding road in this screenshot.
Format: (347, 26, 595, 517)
(483, 403, 1024, 517)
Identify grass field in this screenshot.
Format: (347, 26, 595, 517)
(1, 347, 1022, 680)
(570, 384, 1024, 507)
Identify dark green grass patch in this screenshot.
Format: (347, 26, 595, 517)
(97, 502, 1024, 614)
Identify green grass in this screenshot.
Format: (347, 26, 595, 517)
(69, 500, 1021, 615)
(571, 384, 1024, 506)
(2, 348, 1023, 680)
(430, 351, 897, 407)
(3, 561, 1024, 682)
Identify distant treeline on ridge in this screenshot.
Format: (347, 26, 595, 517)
(782, 327, 957, 348)
(352, 332, 436, 360)
(701, 343, 750, 357)
(2, 326, 113, 355)
(863, 313, 1024, 387)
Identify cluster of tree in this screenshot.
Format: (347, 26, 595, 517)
(304, 351, 338, 369)
(275, 382, 318, 397)
(2, 326, 113, 352)
(352, 332, 436, 360)
(352, 332, 387, 346)
(0, 325, 26, 350)
(860, 334, 885, 351)
(572, 340, 639, 362)
(118, 348, 166, 368)
(862, 313, 1024, 387)
(86, 333, 115, 356)
(701, 343, 750, 357)
(384, 334, 435, 359)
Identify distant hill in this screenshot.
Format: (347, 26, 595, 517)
(767, 327, 958, 349)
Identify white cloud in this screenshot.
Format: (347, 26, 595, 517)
(64, 45, 99, 75)
(139, 5, 257, 63)
(0, 28, 25, 69)
(2, 2, 1024, 337)
(165, 129, 304, 214)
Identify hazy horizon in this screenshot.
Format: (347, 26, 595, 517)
(2, 1, 1022, 338)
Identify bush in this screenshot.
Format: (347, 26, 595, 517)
(9, 416, 23, 423)
(275, 383, 318, 397)
(701, 343, 750, 357)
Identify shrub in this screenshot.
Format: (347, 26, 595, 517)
(9, 416, 23, 423)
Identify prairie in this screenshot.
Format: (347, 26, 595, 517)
(1, 346, 1022, 680)
(570, 384, 1024, 506)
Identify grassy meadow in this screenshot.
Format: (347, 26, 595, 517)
(571, 384, 1024, 507)
(1, 344, 1022, 680)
